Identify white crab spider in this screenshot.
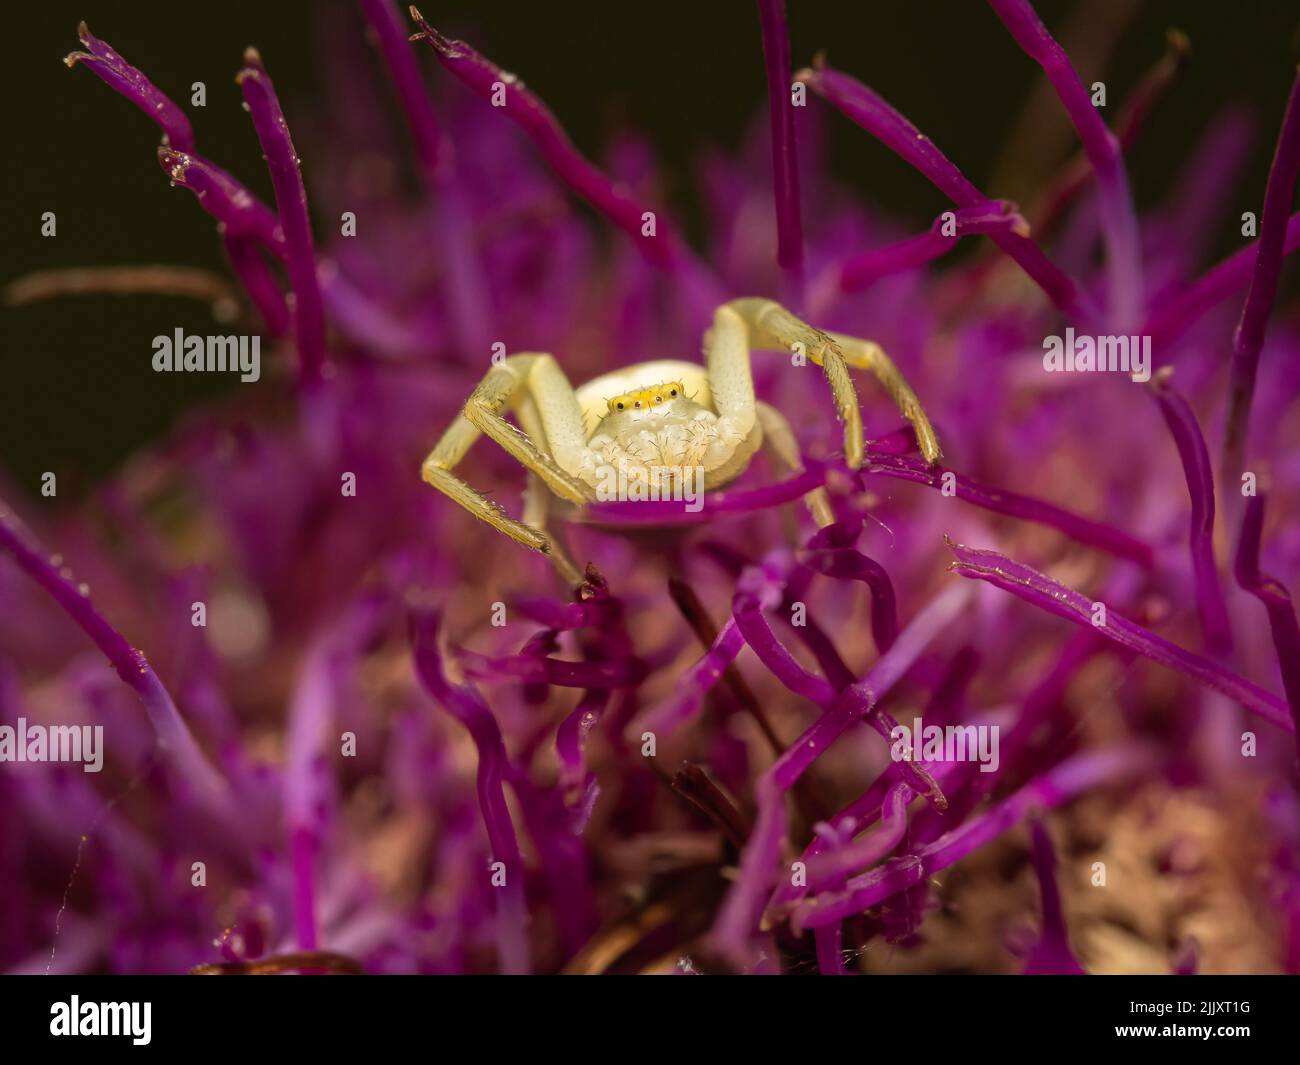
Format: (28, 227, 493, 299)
(421, 298, 941, 585)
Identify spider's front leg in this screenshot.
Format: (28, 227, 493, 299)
(718, 298, 941, 466)
(420, 354, 591, 585)
(756, 401, 836, 528)
(827, 331, 942, 464)
(709, 298, 862, 468)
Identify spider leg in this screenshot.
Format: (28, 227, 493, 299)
(826, 331, 942, 464)
(703, 302, 760, 440)
(461, 355, 591, 505)
(520, 354, 594, 477)
(421, 414, 551, 554)
(756, 401, 835, 528)
(516, 392, 586, 586)
(420, 354, 591, 577)
(520, 470, 584, 585)
(717, 298, 864, 469)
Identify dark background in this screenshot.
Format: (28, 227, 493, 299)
(3, 0, 1297, 501)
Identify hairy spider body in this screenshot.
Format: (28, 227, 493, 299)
(421, 299, 940, 585)
(577, 361, 758, 494)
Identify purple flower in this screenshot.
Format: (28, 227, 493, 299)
(3, 1, 1300, 976)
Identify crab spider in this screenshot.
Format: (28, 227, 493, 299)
(421, 298, 941, 584)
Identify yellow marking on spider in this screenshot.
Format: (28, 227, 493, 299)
(605, 381, 687, 414)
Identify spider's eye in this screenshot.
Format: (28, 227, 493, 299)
(669, 388, 678, 397)
(616, 402, 625, 410)
(634, 400, 642, 408)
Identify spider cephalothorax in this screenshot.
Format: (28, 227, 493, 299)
(421, 298, 941, 585)
(591, 379, 728, 475)
(581, 370, 752, 494)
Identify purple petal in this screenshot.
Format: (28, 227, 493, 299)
(756, 0, 804, 300)
(1223, 69, 1300, 486)
(238, 50, 327, 386)
(65, 22, 195, 151)
(863, 449, 1155, 568)
(988, 0, 1143, 327)
(1149, 374, 1233, 653)
(948, 540, 1293, 731)
(798, 58, 1093, 322)
(1234, 494, 1300, 752)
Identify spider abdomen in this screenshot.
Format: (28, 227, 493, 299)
(581, 398, 746, 492)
